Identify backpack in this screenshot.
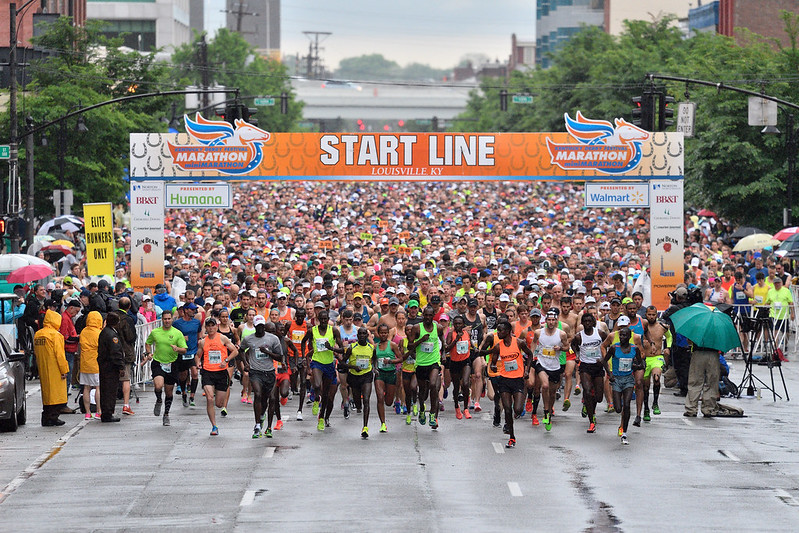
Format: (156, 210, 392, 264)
(719, 375, 738, 398)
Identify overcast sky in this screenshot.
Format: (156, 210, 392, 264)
(281, 0, 535, 70)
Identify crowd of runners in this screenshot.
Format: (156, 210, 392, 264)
(26, 181, 797, 447)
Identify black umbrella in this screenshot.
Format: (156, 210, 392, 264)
(778, 233, 799, 252)
(731, 226, 767, 239)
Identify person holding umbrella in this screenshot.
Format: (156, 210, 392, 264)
(668, 303, 742, 417)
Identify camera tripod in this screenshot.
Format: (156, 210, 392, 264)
(737, 316, 789, 402)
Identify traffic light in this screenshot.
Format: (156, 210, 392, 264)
(0, 218, 5, 237)
(280, 92, 288, 115)
(658, 93, 675, 131)
(241, 106, 258, 126)
(219, 104, 240, 125)
(357, 119, 365, 131)
(631, 93, 655, 131)
(500, 89, 508, 112)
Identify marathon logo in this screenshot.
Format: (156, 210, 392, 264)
(547, 112, 649, 175)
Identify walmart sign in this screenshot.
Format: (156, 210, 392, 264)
(584, 182, 649, 208)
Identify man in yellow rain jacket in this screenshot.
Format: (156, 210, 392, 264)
(34, 310, 70, 426)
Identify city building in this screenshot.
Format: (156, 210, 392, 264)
(509, 33, 535, 73)
(689, 0, 799, 47)
(536, 0, 604, 69)
(86, 0, 191, 52)
(604, 1, 693, 35)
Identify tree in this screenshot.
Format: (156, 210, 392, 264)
(170, 29, 301, 132)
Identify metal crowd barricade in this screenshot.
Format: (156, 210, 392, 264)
(132, 319, 161, 391)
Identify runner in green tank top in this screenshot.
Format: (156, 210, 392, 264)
(301, 310, 343, 431)
(407, 306, 445, 430)
(374, 323, 403, 434)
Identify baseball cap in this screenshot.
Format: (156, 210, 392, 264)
(467, 298, 478, 307)
(430, 295, 442, 304)
(439, 314, 450, 321)
(529, 308, 542, 317)
(610, 297, 622, 305)
(380, 297, 390, 305)
(585, 296, 597, 304)
(63, 276, 73, 286)
(499, 293, 510, 302)
(313, 276, 324, 284)
(389, 297, 400, 305)
(616, 315, 631, 326)
(183, 302, 198, 310)
(476, 282, 487, 291)
(204, 297, 215, 305)
(407, 300, 419, 308)
(353, 292, 364, 299)
(253, 315, 266, 326)
(314, 301, 326, 309)
(65, 299, 81, 308)
(599, 301, 611, 310)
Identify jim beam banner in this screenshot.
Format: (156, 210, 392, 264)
(649, 180, 684, 310)
(83, 202, 115, 277)
(130, 181, 165, 290)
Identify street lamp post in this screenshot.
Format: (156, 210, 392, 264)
(786, 114, 796, 227)
(53, 107, 88, 216)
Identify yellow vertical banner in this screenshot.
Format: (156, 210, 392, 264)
(83, 202, 115, 277)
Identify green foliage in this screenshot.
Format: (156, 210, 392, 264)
(170, 29, 301, 132)
(455, 17, 799, 231)
(334, 54, 450, 81)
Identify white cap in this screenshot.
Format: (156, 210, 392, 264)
(476, 282, 487, 291)
(231, 259, 241, 266)
(585, 296, 597, 304)
(313, 276, 324, 284)
(253, 315, 266, 326)
(616, 315, 631, 326)
(690, 257, 700, 268)
(499, 293, 510, 302)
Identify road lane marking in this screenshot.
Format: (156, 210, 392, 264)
(775, 489, 799, 506)
(0, 419, 88, 505)
(492, 442, 505, 454)
(718, 449, 740, 462)
(683, 418, 695, 427)
(263, 446, 276, 458)
(240, 490, 256, 506)
(507, 482, 522, 497)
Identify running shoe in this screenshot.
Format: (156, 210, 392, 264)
(122, 405, 135, 415)
(182, 394, 188, 407)
(401, 405, 408, 415)
(574, 385, 581, 396)
(241, 395, 247, 403)
(515, 409, 526, 419)
(210, 426, 218, 436)
(555, 390, 561, 400)
(455, 407, 463, 420)
(493, 417, 501, 428)
(163, 414, 170, 426)
(474, 401, 482, 412)
(154, 400, 162, 417)
(581, 405, 587, 418)
(618, 425, 623, 437)
(349, 399, 356, 410)
(246, 396, 253, 404)
(190, 399, 195, 407)
(280, 397, 287, 406)
(525, 398, 533, 412)
(439, 403, 445, 412)
(643, 409, 651, 422)
(343, 405, 350, 419)
(275, 420, 284, 431)
(503, 424, 510, 434)
(463, 409, 472, 419)
(419, 410, 426, 425)
(443, 388, 448, 399)
(220, 407, 228, 417)
(481, 387, 486, 398)
(406, 414, 412, 425)
(468, 402, 475, 410)
(317, 418, 325, 431)
(361, 426, 369, 439)
(621, 434, 629, 445)
(544, 414, 552, 431)
(296, 411, 303, 421)
(93, 413, 102, 419)
(312, 401, 320, 415)
(606, 403, 614, 413)
(252, 427, 262, 439)
(265, 428, 273, 438)
(380, 422, 388, 433)
(412, 404, 419, 416)
(532, 414, 540, 426)
(587, 422, 596, 433)
(325, 419, 330, 427)
(84, 414, 92, 420)
(506, 438, 516, 448)
(430, 416, 439, 430)
(632, 416, 641, 427)
(563, 399, 571, 411)
(652, 404, 661, 415)
(176, 385, 182, 394)
(394, 401, 401, 414)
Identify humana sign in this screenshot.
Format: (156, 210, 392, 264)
(164, 184, 232, 209)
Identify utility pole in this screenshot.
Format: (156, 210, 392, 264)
(302, 31, 331, 78)
(222, 2, 259, 34)
(8, 2, 21, 252)
(199, 34, 209, 110)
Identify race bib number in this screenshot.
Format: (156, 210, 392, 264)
(755, 295, 764, 304)
(735, 291, 746, 300)
(774, 302, 783, 309)
(356, 358, 370, 370)
(405, 356, 415, 366)
(209, 350, 222, 364)
(256, 349, 266, 360)
(504, 359, 519, 372)
(542, 347, 556, 357)
(315, 338, 329, 352)
(617, 357, 633, 373)
(182, 352, 194, 360)
(160, 363, 172, 373)
(456, 340, 469, 354)
(379, 358, 393, 370)
(421, 341, 435, 353)
(275, 360, 283, 370)
(582, 346, 600, 361)
(292, 331, 304, 343)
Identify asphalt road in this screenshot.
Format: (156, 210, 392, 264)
(1, 358, 798, 532)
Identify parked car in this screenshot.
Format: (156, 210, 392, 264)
(0, 333, 26, 431)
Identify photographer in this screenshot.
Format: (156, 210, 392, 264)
(661, 285, 699, 396)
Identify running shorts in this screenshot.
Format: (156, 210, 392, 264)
(375, 368, 397, 385)
(151, 360, 179, 385)
(535, 362, 563, 384)
(249, 368, 276, 392)
(496, 376, 525, 395)
(201, 369, 230, 392)
(415, 363, 440, 382)
(348, 371, 372, 390)
(448, 358, 471, 378)
(611, 373, 635, 392)
(644, 356, 665, 379)
(579, 361, 605, 379)
(310, 360, 338, 385)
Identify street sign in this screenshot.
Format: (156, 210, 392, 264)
(0, 145, 9, 159)
(512, 95, 533, 105)
(748, 96, 777, 127)
(254, 97, 275, 106)
(676, 102, 696, 138)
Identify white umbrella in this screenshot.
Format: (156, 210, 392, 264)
(37, 215, 84, 236)
(732, 233, 781, 252)
(0, 253, 54, 272)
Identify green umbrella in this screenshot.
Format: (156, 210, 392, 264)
(669, 303, 741, 352)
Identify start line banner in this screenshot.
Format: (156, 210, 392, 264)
(130, 112, 683, 181)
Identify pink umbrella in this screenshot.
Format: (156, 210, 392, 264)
(697, 209, 717, 217)
(774, 227, 799, 241)
(6, 264, 53, 283)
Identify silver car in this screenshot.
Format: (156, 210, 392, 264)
(0, 333, 27, 431)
